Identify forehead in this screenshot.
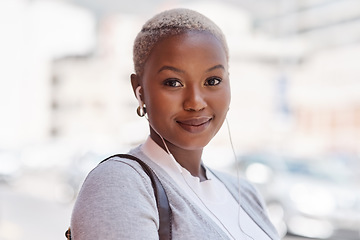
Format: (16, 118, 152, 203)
(143, 32, 228, 75)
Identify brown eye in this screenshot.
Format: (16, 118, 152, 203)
(205, 77, 222, 86)
(163, 78, 183, 87)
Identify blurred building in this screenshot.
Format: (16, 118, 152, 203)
(0, 0, 95, 150)
(1, 0, 360, 158)
(50, 13, 147, 148)
(229, 0, 360, 155)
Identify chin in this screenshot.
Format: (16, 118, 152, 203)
(175, 138, 213, 151)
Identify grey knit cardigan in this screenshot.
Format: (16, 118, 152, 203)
(70, 146, 279, 240)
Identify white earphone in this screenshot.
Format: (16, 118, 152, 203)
(135, 86, 143, 107)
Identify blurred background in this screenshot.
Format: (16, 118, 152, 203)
(1, 0, 360, 239)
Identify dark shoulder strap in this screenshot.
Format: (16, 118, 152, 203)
(102, 154, 172, 240)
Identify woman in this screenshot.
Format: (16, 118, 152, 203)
(70, 8, 279, 240)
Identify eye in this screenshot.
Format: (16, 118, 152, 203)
(163, 78, 183, 87)
(205, 77, 222, 86)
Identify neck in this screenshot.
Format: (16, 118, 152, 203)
(150, 129, 207, 181)
(169, 146, 207, 181)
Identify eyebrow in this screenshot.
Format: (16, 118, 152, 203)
(158, 66, 185, 74)
(158, 64, 225, 74)
(206, 64, 225, 72)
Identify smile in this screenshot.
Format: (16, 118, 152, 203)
(176, 117, 212, 134)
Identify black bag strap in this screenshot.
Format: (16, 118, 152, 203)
(65, 154, 172, 240)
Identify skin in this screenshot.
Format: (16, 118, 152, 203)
(131, 32, 231, 181)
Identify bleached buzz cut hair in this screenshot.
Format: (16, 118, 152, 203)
(133, 8, 229, 77)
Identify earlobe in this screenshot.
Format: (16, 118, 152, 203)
(131, 73, 147, 117)
(135, 85, 147, 117)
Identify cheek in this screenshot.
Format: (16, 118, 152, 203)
(213, 89, 231, 115)
(145, 91, 176, 118)
(215, 100, 230, 122)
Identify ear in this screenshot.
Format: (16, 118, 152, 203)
(131, 73, 142, 98)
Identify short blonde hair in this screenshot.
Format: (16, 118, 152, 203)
(133, 8, 229, 77)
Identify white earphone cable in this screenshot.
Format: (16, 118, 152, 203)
(226, 118, 255, 240)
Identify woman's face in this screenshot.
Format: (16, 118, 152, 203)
(140, 32, 230, 151)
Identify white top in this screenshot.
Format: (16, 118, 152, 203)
(141, 137, 271, 240)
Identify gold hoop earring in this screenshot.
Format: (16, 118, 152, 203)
(136, 106, 146, 117)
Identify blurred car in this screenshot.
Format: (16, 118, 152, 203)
(236, 152, 360, 239)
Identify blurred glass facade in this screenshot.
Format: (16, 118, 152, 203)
(0, 0, 359, 239)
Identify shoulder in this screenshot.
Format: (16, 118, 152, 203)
(71, 155, 159, 239)
(93, 155, 148, 176)
(79, 155, 155, 199)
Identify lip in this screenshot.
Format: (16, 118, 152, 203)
(176, 116, 212, 133)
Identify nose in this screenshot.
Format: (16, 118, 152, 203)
(183, 87, 207, 112)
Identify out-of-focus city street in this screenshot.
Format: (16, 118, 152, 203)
(0, 173, 72, 240)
